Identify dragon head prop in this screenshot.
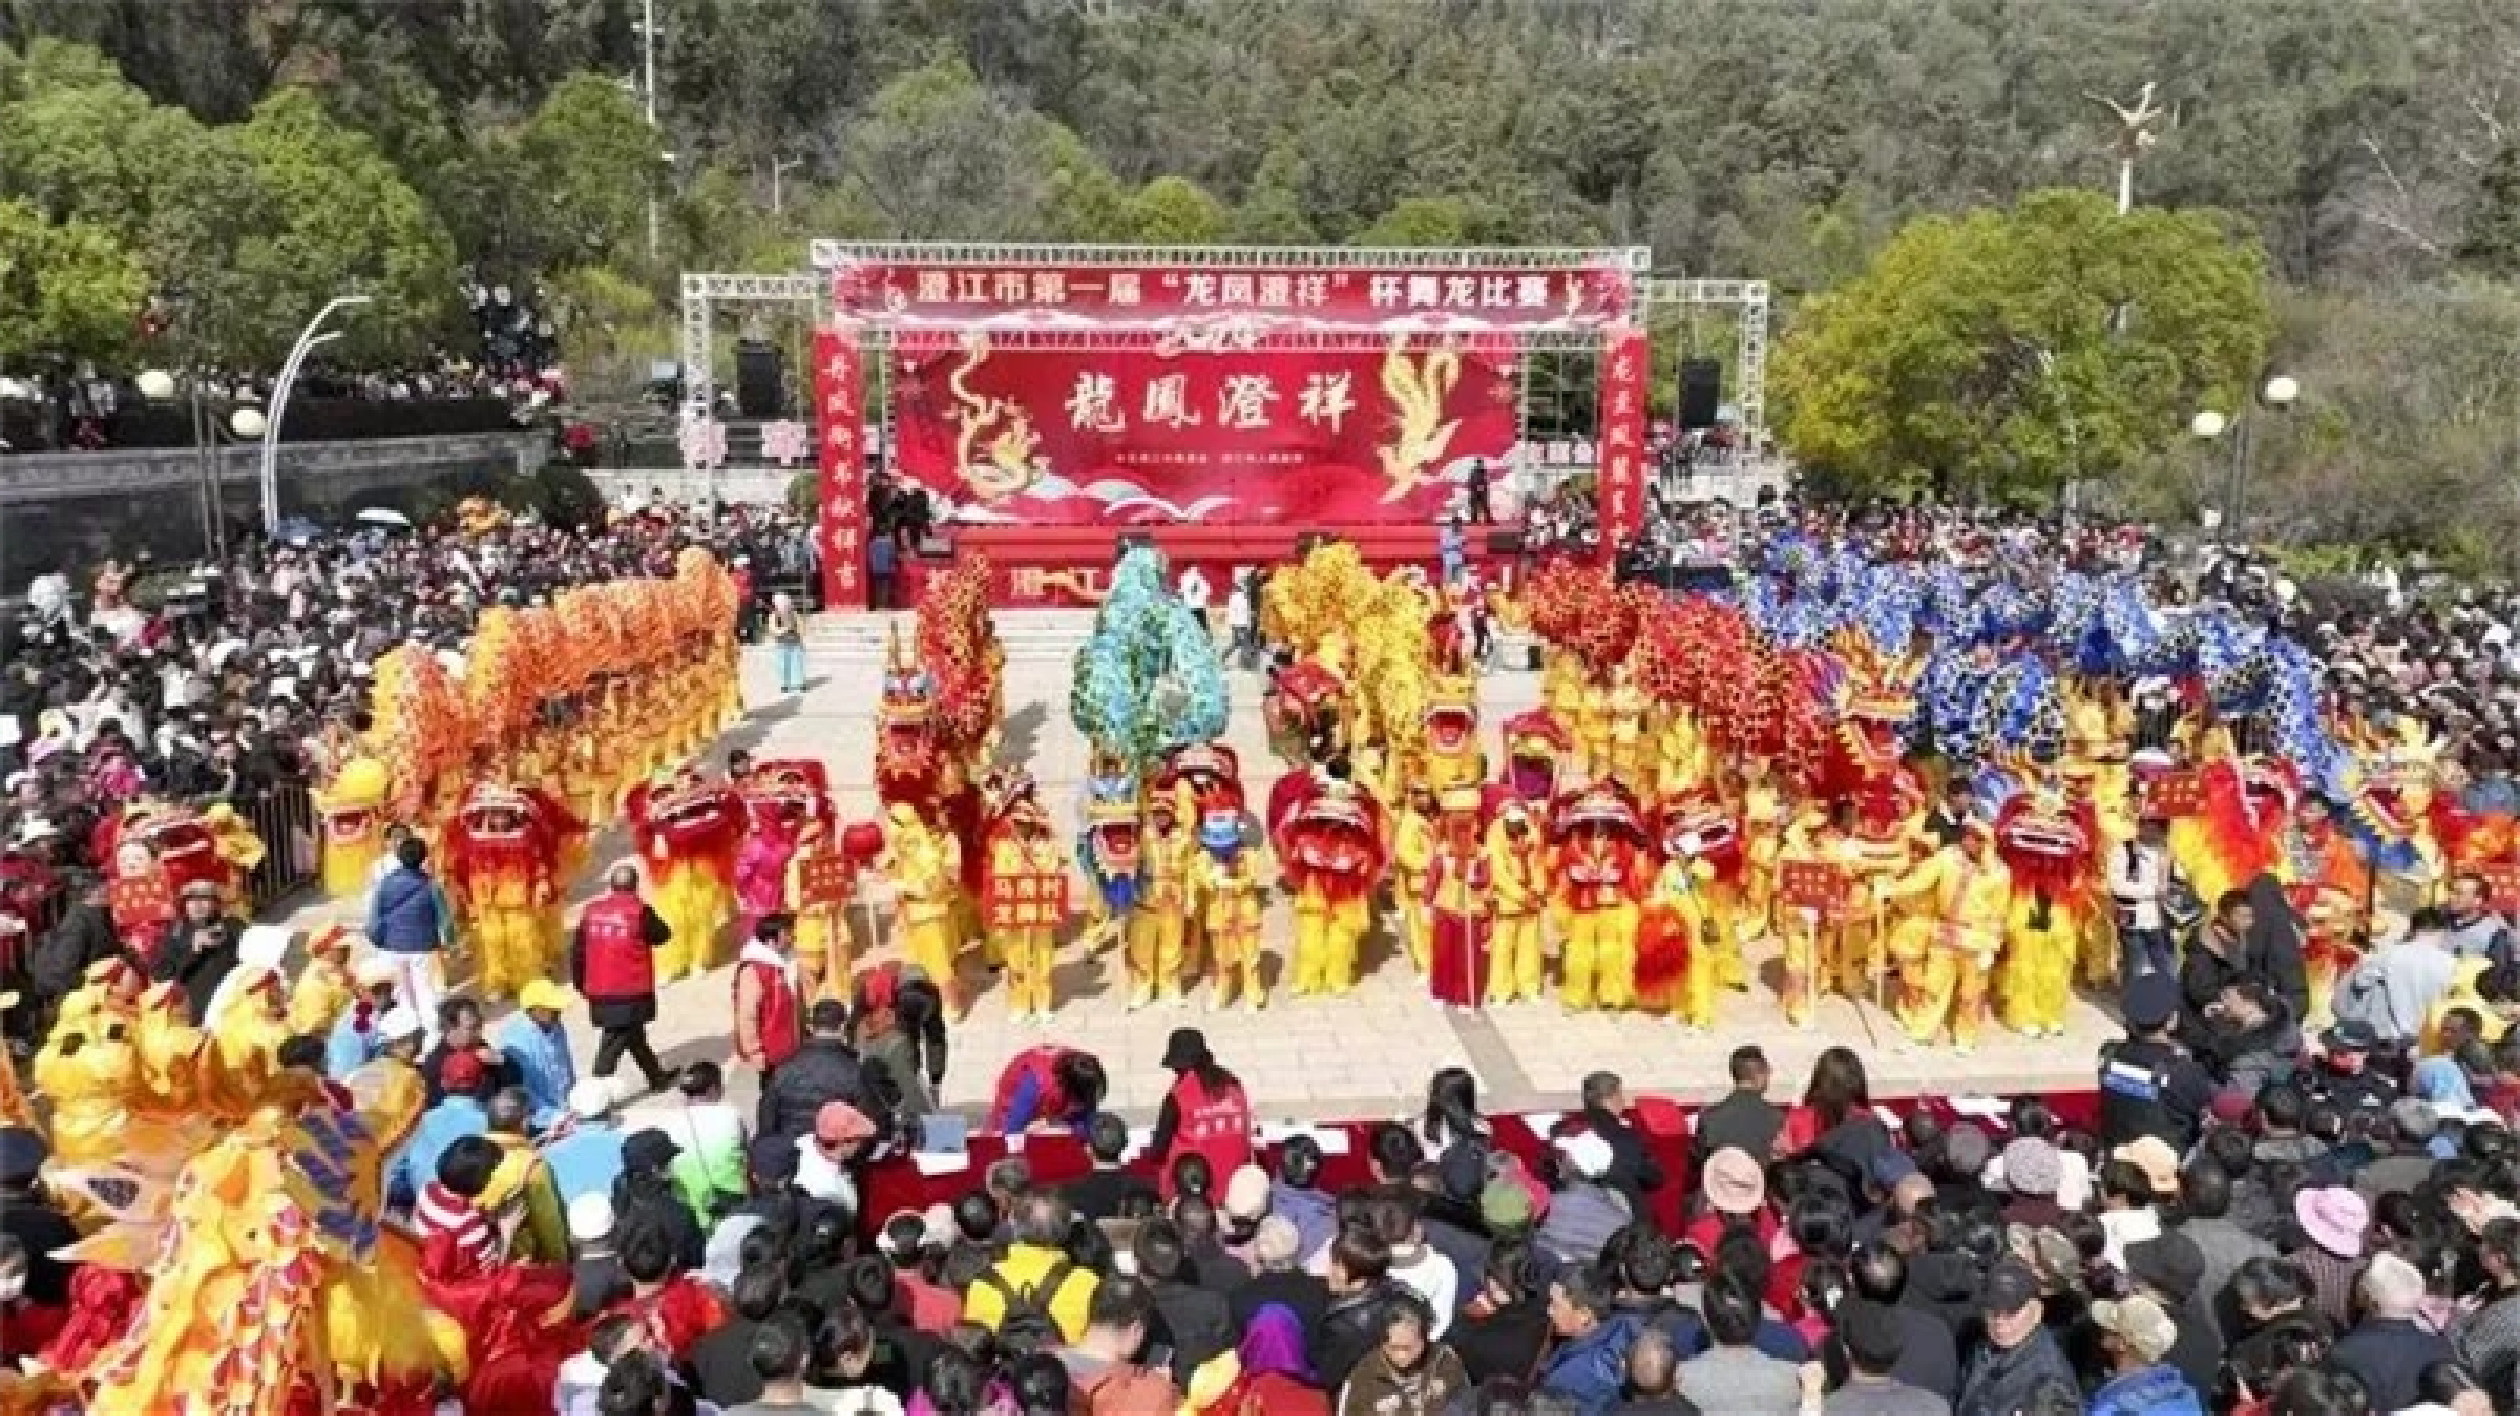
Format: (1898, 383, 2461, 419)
(1423, 672, 1480, 761)
(1071, 544, 1229, 773)
(1502, 709, 1573, 805)
(1656, 787, 1744, 882)
(742, 758, 836, 835)
(1156, 742, 1245, 822)
(1271, 778, 1388, 903)
(626, 771, 744, 861)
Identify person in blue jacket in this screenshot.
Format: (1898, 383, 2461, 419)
(1540, 1267, 1647, 1414)
(391, 1045, 490, 1211)
(2086, 1294, 2205, 1416)
(498, 977, 578, 1132)
(365, 837, 454, 1036)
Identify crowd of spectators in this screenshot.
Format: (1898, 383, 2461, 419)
(0, 504, 813, 1041)
(22, 985, 2520, 1416)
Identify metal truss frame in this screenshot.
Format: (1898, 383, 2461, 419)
(679, 272, 824, 414)
(1641, 276, 1770, 444)
(809, 240, 1650, 272)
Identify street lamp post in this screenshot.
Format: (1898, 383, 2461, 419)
(259, 295, 371, 537)
(2190, 374, 2299, 543)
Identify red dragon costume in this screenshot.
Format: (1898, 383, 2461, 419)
(624, 769, 744, 982)
(440, 779, 584, 999)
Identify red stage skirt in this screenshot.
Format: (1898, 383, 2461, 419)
(1429, 911, 1489, 1007)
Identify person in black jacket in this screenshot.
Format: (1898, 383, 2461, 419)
(1317, 1230, 1410, 1395)
(1453, 1239, 1553, 1387)
(756, 999, 893, 1143)
(153, 880, 243, 1025)
(1063, 1112, 1157, 1224)
(1574, 1070, 1665, 1213)
(1135, 1219, 1232, 1386)
(1693, 1047, 1785, 1165)
(26, 871, 120, 1023)
(612, 1127, 706, 1274)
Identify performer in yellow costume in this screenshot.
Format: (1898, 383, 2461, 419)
(883, 803, 966, 1019)
(1605, 673, 1650, 789)
(1484, 800, 1550, 1005)
(286, 925, 357, 1038)
(1637, 806, 1720, 1030)
(1391, 786, 1439, 974)
(1737, 755, 1789, 939)
(786, 816, 852, 1001)
(312, 755, 392, 901)
(627, 769, 744, 983)
(982, 774, 1066, 1024)
(1549, 786, 1648, 1011)
(1274, 780, 1386, 997)
(1882, 819, 2014, 1051)
(1989, 773, 2101, 1039)
(1129, 793, 1197, 1008)
(1192, 810, 1267, 1011)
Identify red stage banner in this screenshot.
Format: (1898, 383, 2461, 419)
(1596, 324, 1649, 561)
(888, 340, 1518, 528)
(813, 325, 867, 609)
(830, 258, 1634, 330)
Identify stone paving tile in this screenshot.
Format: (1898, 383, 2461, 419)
(299, 624, 2120, 1128)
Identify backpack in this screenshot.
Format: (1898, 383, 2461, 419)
(977, 1257, 1074, 1352)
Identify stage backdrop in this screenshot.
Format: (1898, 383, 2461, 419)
(887, 337, 1519, 527)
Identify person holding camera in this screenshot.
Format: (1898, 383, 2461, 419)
(154, 878, 245, 1025)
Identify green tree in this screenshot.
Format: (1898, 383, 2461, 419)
(1231, 145, 1318, 244)
(1123, 175, 1227, 245)
(230, 87, 459, 362)
(1354, 196, 1475, 248)
(517, 72, 661, 272)
(0, 197, 150, 364)
(1772, 188, 2271, 503)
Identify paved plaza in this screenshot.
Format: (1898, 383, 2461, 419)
(304, 613, 2127, 1125)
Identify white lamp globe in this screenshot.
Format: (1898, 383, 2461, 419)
(2190, 410, 2227, 440)
(229, 407, 267, 438)
(135, 369, 176, 400)
(2262, 375, 2299, 407)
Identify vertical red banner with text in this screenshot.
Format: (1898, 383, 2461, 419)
(813, 324, 866, 610)
(1595, 324, 1647, 564)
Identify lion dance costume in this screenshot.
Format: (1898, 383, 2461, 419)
(441, 779, 583, 999)
(625, 769, 743, 982)
(1549, 785, 1648, 1012)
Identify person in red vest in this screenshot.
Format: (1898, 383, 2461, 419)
(1150, 1028, 1252, 1200)
(986, 1045, 1108, 1136)
(569, 863, 674, 1095)
(732, 911, 803, 1081)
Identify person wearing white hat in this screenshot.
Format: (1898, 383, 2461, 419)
(545, 1078, 627, 1214)
(562, 1190, 629, 1321)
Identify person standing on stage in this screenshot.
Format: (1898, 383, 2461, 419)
(570, 863, 675, 1096)
(1465, 459, 1493, 524)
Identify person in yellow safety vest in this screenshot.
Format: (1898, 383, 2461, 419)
(1880, 817, 2014, 1052)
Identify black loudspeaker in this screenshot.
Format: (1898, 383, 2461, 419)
(1486, 528, 1526, 556)
(735, 339, 785, 419)
(1678, 357, 1721, 430)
